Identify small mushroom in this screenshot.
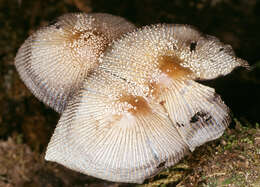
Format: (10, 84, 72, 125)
(14, 13, 136, 113)
(45, 24, 249, 183)
(45, 71, 189, 183)
(99, 24, 248, 151)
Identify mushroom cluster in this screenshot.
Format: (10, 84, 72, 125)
(15, 13, 249, 183)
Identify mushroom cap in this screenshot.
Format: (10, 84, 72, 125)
(45, 71, 188, 183)
(98, 24, 246, 151)
(99, 24, 248, 82)
(45, 24, 248, 183)
(14, 13, 136, 113)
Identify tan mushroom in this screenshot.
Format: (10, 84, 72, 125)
(14, 13, 136, 113)
(45, 24, 248, 183)
(45, 71, 189, 183)
(98, 24, 248, 151)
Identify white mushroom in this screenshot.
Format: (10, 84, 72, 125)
(98, 24, 248, 151)
(45, 24, 248, 183)
(14, 13, 136, 113)
(45, 71, 188, 183)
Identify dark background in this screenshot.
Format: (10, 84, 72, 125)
(0, 0, 259, 186)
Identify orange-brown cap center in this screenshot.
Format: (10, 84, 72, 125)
(119, 95, 151, 116)
(158, 55, 192, 79)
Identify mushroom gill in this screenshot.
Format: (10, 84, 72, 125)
(45, 71, 188, 183)
(14, 13, 136, 113)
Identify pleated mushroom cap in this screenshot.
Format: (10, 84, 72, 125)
(45, 24, 249, 183)
(45, 71, 189, 183)
(14, 13, 136, 113)
(99, 24, 248, 151)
